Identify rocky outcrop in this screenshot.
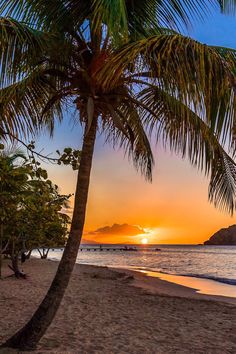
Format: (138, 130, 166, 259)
(204, 225, 236, 245)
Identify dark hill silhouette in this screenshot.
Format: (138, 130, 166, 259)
(204, 225, 236, 245)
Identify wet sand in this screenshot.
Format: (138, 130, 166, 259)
(0, 259, 236, 353)
(116, 268, 236, 304)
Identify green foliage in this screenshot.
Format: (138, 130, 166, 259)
(0, 147, 71, 264)
(23, 139, 81, 170)
(0, 1, 236, 213)
(56, 148, 81, 170)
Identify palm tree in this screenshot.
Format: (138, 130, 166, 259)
(1, 0, 236, 350)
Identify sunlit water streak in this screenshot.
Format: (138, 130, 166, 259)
(33, 245, 236, 288)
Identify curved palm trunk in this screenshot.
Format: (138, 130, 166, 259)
(1, 117, 97, 350)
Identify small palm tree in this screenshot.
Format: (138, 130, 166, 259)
(1, 0, 236, 350)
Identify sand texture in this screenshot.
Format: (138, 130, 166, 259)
(0, 259, 236, 354)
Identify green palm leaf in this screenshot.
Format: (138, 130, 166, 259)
(102, 34, 236, 142)
(0, 17, 49, 86)
(0, 66, 64, 138)
(137, 85, 236, 213)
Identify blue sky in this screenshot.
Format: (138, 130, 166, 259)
(191, 11, 236, 47)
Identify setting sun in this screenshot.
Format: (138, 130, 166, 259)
(141, 238, 148, 244)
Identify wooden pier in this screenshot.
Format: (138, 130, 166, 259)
(79, 247, 161, 252)
(79, 246, 138, 252)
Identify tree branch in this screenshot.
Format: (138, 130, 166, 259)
(2, 131, 61, 163)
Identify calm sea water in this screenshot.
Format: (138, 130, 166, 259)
(33, 245, 236, 286)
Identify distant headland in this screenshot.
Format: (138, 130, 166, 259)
(204, 225, 236, 245)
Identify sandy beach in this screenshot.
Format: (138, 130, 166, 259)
(0, 259, 236, 354)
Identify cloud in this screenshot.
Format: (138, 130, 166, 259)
(89, 223, 147, 237)
(81, 238, 98, 244)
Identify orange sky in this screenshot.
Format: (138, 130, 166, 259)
(44, 140, 236, 245)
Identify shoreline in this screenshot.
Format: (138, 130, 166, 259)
(32, 245, 236, 297)
(33, 252, 236, 302)
(34, 256, 236, 304)
(109, 266, 236, 305)
(1, 259, 236, 353)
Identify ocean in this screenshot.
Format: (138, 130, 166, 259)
(33, 244, 236, 286)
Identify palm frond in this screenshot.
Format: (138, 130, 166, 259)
(137, 85, 236, 213)
(121, 102, 154, 180)
(102, 34, 236, 145)
(219, 0, 236, 13)
(91, 0, 230, 37)
(103, 101, 154, 180)
(0, 17, 50, 87)
(126, 0, 207, 31)
(91, 0, 128, 39)
(209, 151, 236, 213)
(0, 66, 64, 138)
(0, 0, 78, 31)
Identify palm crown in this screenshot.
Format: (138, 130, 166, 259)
(1, 0, 236, 212)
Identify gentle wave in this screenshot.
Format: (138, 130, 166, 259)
(123, 266, 236, 286)
(33, 245, 236, 287)
(180, 273, 236, 286)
